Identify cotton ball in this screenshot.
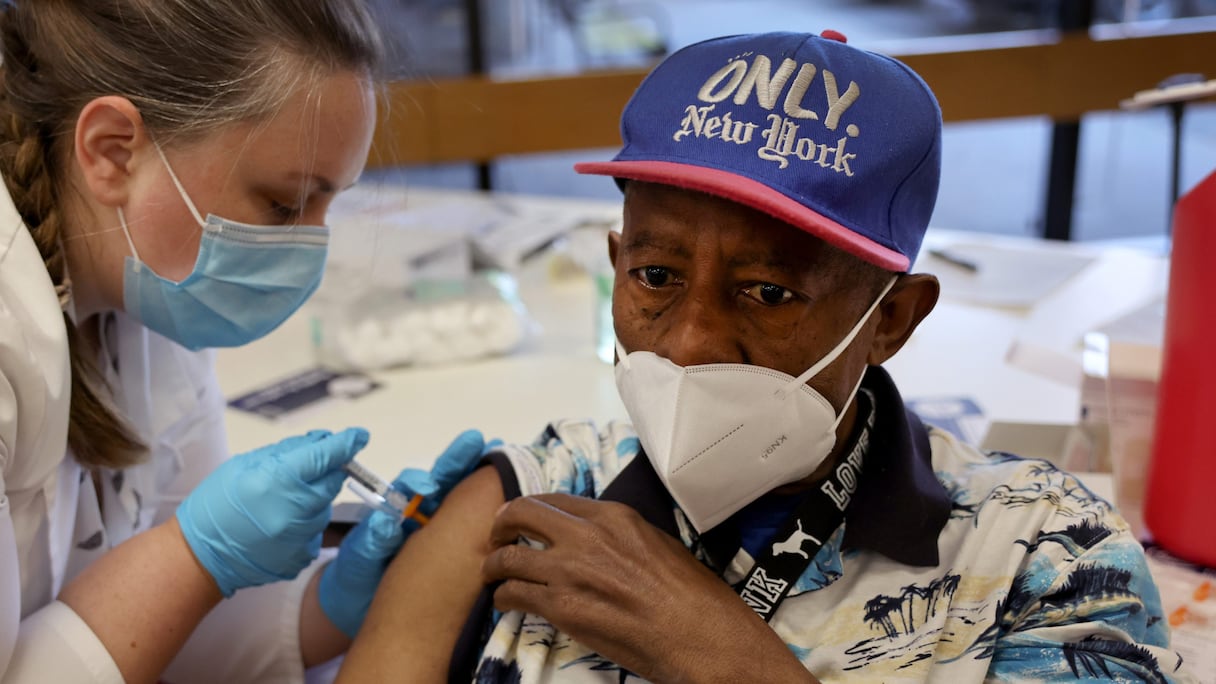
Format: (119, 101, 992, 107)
(428, 302, 468, 336)
(371, 335, 406, 370)
(468, 301, 496, 331)
(407, 324, 440, 364)
(414, 339, 460, 365)
(385, 314, 418, 364)
(479, 303, 525, 353)
(336, 318, 386, 369)
(398, 309, 429, 333)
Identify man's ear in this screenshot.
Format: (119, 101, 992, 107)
(866, 273, 939, 366)
(607, 229, 621, 269)
(73, 96, 148, 208)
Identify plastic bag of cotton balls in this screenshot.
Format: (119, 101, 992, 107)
(314, 276, 532, 371)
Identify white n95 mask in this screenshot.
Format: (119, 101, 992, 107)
(614, 277, 896, 533)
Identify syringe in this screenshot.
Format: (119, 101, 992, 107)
(342, 460, 430, 525)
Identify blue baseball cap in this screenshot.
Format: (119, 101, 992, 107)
(575, 31, 942, 272)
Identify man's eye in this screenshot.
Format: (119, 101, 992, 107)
(742, 283, 794, 305)
(637, 266, 674, 288)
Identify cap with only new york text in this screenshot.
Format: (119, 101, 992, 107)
(575, 31, 942, 272)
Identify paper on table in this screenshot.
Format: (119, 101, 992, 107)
(919, 242, 1096, 308)
(1003, 248, 1167, 388)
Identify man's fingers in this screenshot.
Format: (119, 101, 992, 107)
(489, 496, 583, 549)
(527, 493, 626, 521)
(482, 543, 548, 585)
(491, 577, 552, 617)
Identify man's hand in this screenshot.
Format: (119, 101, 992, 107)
(481, 494, 816, 683)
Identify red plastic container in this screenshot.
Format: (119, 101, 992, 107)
(1145, 170, 1216, 568)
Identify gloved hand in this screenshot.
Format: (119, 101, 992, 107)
(317, 429, 487, 638)
(177, 428, 369, 597)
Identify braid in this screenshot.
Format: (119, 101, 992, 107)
(0, 0, 382, 469)
(4, 113, 71, 305)
(0, 5, 145, 470)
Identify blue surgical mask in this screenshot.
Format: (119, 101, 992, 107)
(118, 145, 328, 351)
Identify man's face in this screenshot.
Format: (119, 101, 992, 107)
(609, 182, 886, 416)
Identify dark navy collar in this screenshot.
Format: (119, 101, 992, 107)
(839, 366, 950, 566)
(599, 365, 951, 568)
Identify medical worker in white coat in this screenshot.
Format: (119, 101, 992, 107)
(0, 2, 484, 682)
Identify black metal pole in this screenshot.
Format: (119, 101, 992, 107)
(464, 0, 485, 73)
(1168, 100, 1185, 220)
(1043, 122, 1081, 241)
(464, 0, 493, 190)
(1041, 0, 1095, 241)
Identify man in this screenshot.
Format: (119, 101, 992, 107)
(338, 31, 1187, 683)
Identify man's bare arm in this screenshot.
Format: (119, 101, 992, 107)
(337, 465, 504, 682)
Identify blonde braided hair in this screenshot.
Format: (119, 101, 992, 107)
(0, 0, 382, 470)
(0, 9, 144, 469)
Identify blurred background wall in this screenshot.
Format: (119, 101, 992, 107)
(362, 0, 1216, 244)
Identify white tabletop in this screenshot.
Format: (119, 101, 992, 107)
(214, 188, 1167, 503)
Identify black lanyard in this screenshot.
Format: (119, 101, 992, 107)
(734, 392, 874, 622)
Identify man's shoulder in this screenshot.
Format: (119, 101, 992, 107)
(488, 419, 640, 499)
(928, 427, 1125, 535)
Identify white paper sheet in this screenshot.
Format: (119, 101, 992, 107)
(919, 242, 1097, 308)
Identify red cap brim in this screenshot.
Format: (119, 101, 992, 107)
(575, 160, 909, 271)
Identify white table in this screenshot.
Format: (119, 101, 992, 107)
(216, 266, 628, 471)
(214, 188, 1167, 505)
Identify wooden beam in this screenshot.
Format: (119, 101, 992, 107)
(368, 70, 645, 167)
(368, 24, 1216, 167)
(901, 28, 1216, 123)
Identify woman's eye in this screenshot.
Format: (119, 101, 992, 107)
(637, 266, 674, 288)
(743, 283, 794, 305)
(270, 200, 301, 222)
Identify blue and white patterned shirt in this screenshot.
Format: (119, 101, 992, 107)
(458, 367, 1191, 683)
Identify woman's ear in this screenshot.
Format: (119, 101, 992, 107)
(866, 273, 939, 366)
(73, 96, 148, 208)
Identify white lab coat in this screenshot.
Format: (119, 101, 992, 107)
(0, 183, 333, 683)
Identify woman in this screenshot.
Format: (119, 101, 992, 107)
(0, 2, 481, 682)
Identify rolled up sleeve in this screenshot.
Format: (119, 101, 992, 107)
(3, 601, 124, 684)
(161, 548, 337, 684)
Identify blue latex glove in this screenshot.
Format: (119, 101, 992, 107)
(177, 428, 369, 597)
(317, 429, 487, 638)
